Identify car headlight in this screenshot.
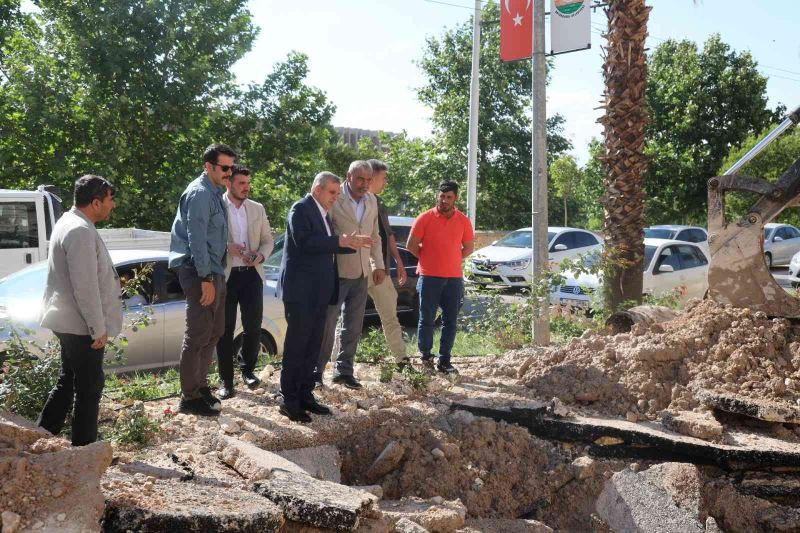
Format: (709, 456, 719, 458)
(502, 259, 530, 268)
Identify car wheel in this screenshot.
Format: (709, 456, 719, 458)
(765, 253, 773, 269)
(400, 298, 420, 327)
(232, 330, 279, 363)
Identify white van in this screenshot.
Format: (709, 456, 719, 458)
(0, 186, 63, 279)
(0, 186, 170, 280)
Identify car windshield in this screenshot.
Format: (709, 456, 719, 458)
(0, 262, 48, 302)
(643, 245, 657, 271)
(644, 228, 676, 239)
(764, 228, 771, 241)
(494, 230, 556, 249)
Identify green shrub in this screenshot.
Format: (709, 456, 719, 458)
(355, 327, 389, 364)
(0, 328, 61, 421)
(108, 404, 160, 448)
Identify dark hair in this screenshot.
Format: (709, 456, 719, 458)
(203, 143, 237, 165)
(74, 175, 114, 207)
(367, 159, 387, 173)
(230, 164, 251, 178)
(438, 180, 459, 195)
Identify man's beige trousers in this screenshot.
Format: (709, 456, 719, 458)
(368, 276, 407, 361)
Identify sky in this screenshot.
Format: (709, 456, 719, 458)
(232, 0, 800, 165)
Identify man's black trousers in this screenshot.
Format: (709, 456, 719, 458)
(280, 301, 327, 407)
(216, 267, 263, 385)
(37, 332, 105, 446)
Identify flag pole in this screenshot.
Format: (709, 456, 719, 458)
(466, 0, 481, 228)
(531, 0, 549, 344)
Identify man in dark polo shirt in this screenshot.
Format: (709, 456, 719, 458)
(406, 181, 474, 374)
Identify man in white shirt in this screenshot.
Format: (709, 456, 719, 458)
(216, 165, 274, 399)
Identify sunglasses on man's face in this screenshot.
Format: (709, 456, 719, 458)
(212, 163, 234, 172)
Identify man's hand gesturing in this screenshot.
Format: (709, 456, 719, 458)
(339, 232, 373, 250)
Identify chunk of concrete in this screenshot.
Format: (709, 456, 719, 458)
(0, 410, 51, 448)
(596, 468, 704, 533)
(365, 441, 405, 481)
(640, 463, 703, 519)
(395, 517, 430, 532)
(215, 434, 307, 481)
(104, 477, 284, 532)
(378, 497, 466, 533)
(276, 444, 342, 483)
(1, 440, 112, 533)
(660, 410, 723, 441)
(458, 518, 553, 532)
(252, 469, 375, 532)
(697, 389, 800, 424)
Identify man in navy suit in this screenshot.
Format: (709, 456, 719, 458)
(279, 172, 372, 422)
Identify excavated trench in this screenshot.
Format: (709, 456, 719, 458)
(336, 410, 619, 531)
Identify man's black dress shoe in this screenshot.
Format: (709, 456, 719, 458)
(301, 397, 332, 416)
(332, 375, 363, 390)
(217, 382, 235, 400)
(241, 370, 261, 389)
(178, 398, 220, 417)
(278, 404, 312, 423)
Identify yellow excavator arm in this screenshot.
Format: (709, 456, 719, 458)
(707, 105, 800, 316)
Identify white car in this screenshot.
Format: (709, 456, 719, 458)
(0, 249, 287, 373)
(550, 238, 709, 308)
(644, 225, 708, 244)
(468, 226, 602, 287)
(763, 223, 800, 268)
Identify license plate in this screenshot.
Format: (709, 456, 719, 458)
(559, 298, 588, 308)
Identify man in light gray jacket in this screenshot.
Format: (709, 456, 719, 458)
(37, 175, 122, 446)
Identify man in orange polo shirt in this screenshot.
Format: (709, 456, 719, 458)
(406, 181, 474, 374)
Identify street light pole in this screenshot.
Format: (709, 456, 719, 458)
(531, 0, 549, 344)
(466, 0, 481, 228)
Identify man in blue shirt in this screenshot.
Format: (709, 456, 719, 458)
(169, 143, 235, 416)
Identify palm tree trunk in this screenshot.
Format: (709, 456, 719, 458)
(599, 0, 651, 308)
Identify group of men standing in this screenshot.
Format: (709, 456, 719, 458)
(35, 142, 474, 445)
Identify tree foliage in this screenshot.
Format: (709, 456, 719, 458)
(417, 1, 570, 230)
(719, 123, 800, 227)
(644, 33, 783, 224)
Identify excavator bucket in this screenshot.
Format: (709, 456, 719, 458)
(707, 106, 800, 317)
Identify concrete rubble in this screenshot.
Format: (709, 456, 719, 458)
(595, 466, 704, 532)
(0, 411, 113, 533)
(5, 300, 800, 531)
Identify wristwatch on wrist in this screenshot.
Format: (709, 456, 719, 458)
(201, 274, 213, 282)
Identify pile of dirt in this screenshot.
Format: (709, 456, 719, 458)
(481, 299, 800, 421)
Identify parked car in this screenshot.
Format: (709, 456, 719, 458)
(644, 225, 708, 244)
(0, 249, 287, 372)
(763, 223, 800, 268)
(263, 216, 421, 326)
(467, 226, 602, 287)
(550, 238, 709, 309)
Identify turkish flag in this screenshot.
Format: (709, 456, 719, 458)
(500, 0, 533, 62)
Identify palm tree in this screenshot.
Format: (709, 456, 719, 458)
(598, 0, 651, 308)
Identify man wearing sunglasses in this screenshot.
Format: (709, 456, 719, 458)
(169, 143, 235, 416)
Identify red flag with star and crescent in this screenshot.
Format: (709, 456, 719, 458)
(500, 0, 533, 62)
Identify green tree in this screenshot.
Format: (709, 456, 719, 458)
(0, 0, 257, 230)
(550, 155, 583, 226)
(644, 34, 783, 224)
(417, 1, 570, 230)
(719, 124, 800, 227)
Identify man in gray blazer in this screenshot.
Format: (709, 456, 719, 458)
(216, 165, 274, 399)
(37, 175, 122, 446)
(316, 160, 384, 389)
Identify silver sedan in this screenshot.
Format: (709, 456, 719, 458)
(0, 249, 286, 373)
